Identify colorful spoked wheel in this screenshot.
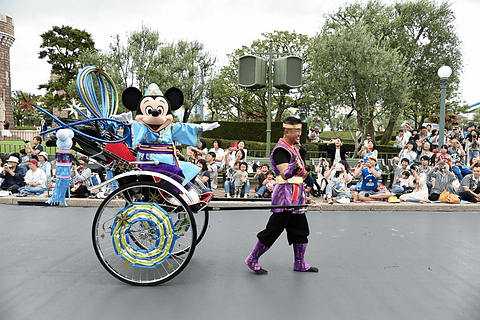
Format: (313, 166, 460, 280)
(92, 181, 197, 285)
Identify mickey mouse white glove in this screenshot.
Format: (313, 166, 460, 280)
(200, 122, 220, 132)
(111, 112, 133, 125)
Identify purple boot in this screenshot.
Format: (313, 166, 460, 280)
(245, 240, 269, 275)
(293, 243, 318, 272)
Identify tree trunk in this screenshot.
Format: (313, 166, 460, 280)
(380, 118, 396, 145)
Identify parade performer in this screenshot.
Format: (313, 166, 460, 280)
(245, 117, 318, 275)
(121, 84, 219, 186)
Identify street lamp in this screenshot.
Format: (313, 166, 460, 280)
(437, 65, 452, 147)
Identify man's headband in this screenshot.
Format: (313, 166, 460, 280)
(283, 123, 302, 129)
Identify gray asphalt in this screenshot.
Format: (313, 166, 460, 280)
(1, 204, 480, 320)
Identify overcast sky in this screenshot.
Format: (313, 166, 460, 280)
(2, 0, 479, 107)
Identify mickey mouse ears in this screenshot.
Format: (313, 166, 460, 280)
(144, 83, 164, 96)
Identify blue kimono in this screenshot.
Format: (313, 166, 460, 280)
(132, 121, 203, 185)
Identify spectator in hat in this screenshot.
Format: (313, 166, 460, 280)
(0, 155, 27, 193)
(38, 151, 51, 180)
(17, 159, 47, 196)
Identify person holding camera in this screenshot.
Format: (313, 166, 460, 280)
(457, 163, 480, 202)
(326, 138, 347, 164)
(448, 139, 472, 181)
(70, 156, 92, 198)
(25, 135, 44, 161)
(0, 155, 27, 193)
(398, 141, 417, 164)
(466, 130, 479, 164)
(353, 155, 391, 202)
(324, 160, 352, 204)
(428, 161, 457, 201)
(398, 164, 430, 203)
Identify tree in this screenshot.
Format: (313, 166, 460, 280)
(208, 31, 312, 122)
(38, 26, 96, 110)
(312, 21, 410, 150)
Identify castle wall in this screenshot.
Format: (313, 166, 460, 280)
(0, 13, 14, 128)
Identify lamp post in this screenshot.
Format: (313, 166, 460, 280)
(437, 65, 452, 147)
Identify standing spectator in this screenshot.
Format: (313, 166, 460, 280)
(326, 138, 347, 164)
(426, 124, 433, 137)
(363, 133, 373, 146)
(465, 130, 479, 164)
(2, 119, 11, 140)
(209, 139, 225, 171)
(40, 118, 48, 139)
(0, 155, 27, 193)
(429, 162, 457, 201)
(308, 127, 322, 143)
(447, 126, 464, 146)
(393, 130, 404, 148)
(457, 163, 480, 202)
(324, 160, 352, 204)
(448, 139, 472, 181)
(417, 126, 429, 145)
(401, 123, 412, 148)
(17, 159, 47, 196)
(429, 129, 440, 150)
(25, 136, 44, 161)
(353, 155, 391, 202)
(399, 164, 430, 203)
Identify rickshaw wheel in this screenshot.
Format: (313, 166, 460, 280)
(92, 181, 196, 286)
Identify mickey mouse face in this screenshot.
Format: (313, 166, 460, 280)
(135, 96, 173, 132)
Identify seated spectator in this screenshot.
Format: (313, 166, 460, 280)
(324, 160, 352, 204)
(398, 141, 417, 164)
(315, 158, 330, 197)
(0, 154, 6, 185)
(390, 157, 410, 194)
(468, 156, 479, 171)
(358, 141, 378, 163)
(234, 161, 249, 198)
(353, 155, 391, 202)
(436, 145, 452, 165)
(188, 139, 208, 161)
(195, 159, 211, 191)
(449, 139, 472, 181)
(260, 171, 276, 198)
(209, 139, 225, 172)
(429, 161, 457, 201)
(398, 171, 414, 193)
(0, 155, 27, 193)
(416, 126, 429, 145)
(18, 149, 30, 169)
(399, 164, 430, 203)
(224, 161, 238, 198)
(416, 141, 436, 165)
(206, 151, 218, 190)
(419, 155, 434, 189)
(70, 156, 92, 198)
(457, 163, 480, 202)
(25, 135, 43, 161)
(175, 145, 186, 162)
(38, 151, 52, 180)
(326, 138, 347, 164)
(17, 159, 47, 196)
(227, 140, 248, 164)
(393, 130, 404, 148)
(254, 164, 270, 197)
(225, 148, 246, 169)
(303, 165, 314, 197)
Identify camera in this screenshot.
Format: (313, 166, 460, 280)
(4, 164, 12, 168)
(24, 140, 29, 144)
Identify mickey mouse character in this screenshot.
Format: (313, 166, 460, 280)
(121, 83, 219, 186)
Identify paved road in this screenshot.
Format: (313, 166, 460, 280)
(1, 204, 480, 320)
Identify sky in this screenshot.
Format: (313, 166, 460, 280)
(2, 0, 479, 107)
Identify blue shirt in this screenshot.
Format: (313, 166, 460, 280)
(360, 167, 382, 191)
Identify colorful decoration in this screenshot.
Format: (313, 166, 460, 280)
(111, 203, 178, 268)
(46, 128, 74, 206)
(19, 91, 39, 113)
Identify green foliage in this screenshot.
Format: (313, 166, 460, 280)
(38, 25, 96, 110)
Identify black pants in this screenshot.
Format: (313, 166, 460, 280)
(458, 186, 480, 202)
(257, 211, 309, 247)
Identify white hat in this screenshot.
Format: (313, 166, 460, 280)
(39, 151, 49, 160)
(6, 156, 19, 163)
